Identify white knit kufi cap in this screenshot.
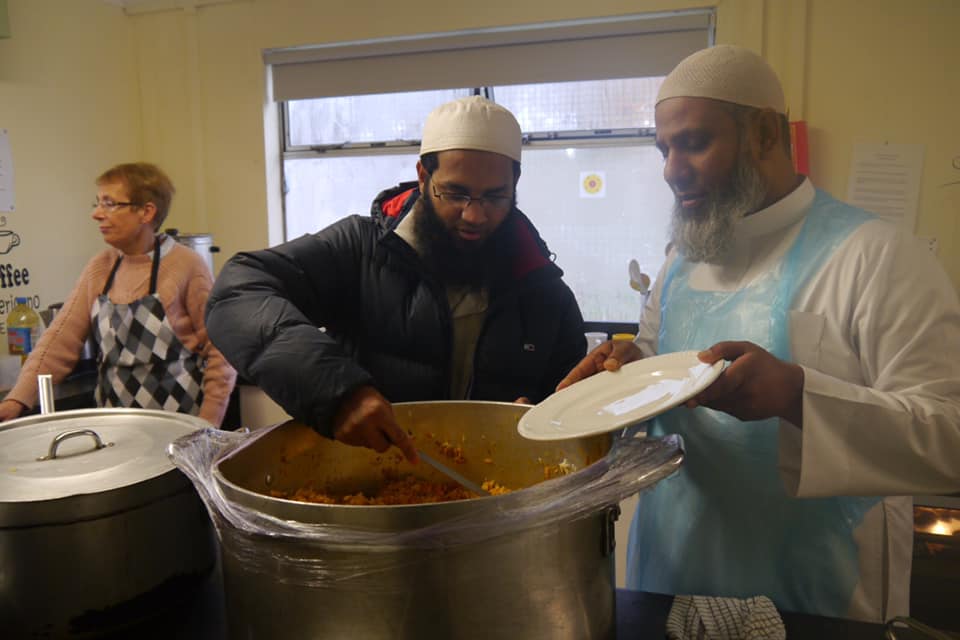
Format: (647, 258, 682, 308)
(656, 44, 786, 114)
(420, 96, 522, 162)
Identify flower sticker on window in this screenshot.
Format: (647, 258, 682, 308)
(580, 171, 606, 199)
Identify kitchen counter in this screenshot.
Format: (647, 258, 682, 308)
(0, 378, 894, 639)
(1, 379, 890, 639)
(616, 589, 886, 639)
(95, 559, 888, 640)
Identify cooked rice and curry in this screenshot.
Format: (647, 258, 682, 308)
(268, 436, 576, 506)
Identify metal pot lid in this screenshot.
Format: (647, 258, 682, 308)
(0, 408, 209, 504)
(166, 229, 212, 241)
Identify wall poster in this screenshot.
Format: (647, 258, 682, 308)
(0, 129, 14, 212)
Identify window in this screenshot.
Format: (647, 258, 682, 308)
(268, 11, 713, 322)
(283, 89, 470, 239)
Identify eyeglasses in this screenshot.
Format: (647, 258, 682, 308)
(431, 185, 512, 212)
(92, 198, 140, 213)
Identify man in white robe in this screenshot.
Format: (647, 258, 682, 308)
(558, 44, 960, 622)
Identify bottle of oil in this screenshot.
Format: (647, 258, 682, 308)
(7, 297, 42, 364)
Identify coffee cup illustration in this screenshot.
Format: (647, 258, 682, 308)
(0, 230, 20, 254)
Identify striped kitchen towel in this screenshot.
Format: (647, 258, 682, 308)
(666, 594, 785, 640)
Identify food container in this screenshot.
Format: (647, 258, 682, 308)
(165, 229, 219, 275)
(0, 408, 216, 637)
(170, 400, 684, 640)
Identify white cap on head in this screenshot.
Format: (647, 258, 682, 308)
(420, 96, 522, 162)
(656, 44, 786, 114)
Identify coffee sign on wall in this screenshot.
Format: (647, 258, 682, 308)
(0, 227, 20, 254)
(0, 129, 45, 358)
(0, 224, 41, 310)
(0, 226, 43, 388)
(0, 223, 41, 340)
(0, 131, 33, 296)
(0, 131, 36, 299)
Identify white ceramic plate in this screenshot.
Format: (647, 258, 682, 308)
(517, 350, 725, 441)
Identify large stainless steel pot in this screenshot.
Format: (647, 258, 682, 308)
(170, 400, 684, 640)
(165, 228, 219, 275)
(0, 408, 216, 638)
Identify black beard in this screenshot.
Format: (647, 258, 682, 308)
(412, 191, 517, 288)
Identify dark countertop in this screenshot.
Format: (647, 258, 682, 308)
(0, 365, 99, 413)
(96, 560, 888, 640)
(617, 589, 886, 639)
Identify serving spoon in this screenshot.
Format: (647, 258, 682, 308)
(416, 448, 491, 496)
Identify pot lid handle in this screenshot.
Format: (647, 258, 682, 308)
(37, 429, 114, 461)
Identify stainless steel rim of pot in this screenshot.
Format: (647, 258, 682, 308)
(208, 400, 616, 532)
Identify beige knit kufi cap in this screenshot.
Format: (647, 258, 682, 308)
(420, 96, 522, 162)
(656, 44, 786, 114)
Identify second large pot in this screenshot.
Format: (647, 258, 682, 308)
(0, 408, 216, 637)
(171, 400, 684, 640)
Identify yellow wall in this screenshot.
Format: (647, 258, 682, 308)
(728, 0, 959, 285)
(2, 0, 958, 292)
(803, 0, 959, 284)
(0, 0, 141, 309)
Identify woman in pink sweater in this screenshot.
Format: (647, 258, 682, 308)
(0, 163, 236, 426)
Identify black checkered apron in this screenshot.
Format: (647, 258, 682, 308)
(91, 237, 204, 415)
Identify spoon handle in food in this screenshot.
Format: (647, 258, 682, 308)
(417, 449, 491, 496)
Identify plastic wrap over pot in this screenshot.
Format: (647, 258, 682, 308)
(170, 430, 681, 576)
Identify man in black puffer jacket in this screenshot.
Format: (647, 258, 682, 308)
(206, 97, 585, 462)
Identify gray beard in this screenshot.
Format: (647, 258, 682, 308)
(668, 155, 767, 264)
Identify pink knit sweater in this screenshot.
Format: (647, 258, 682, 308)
(5, 236, 237, 426)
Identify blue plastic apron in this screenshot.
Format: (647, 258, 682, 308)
(626, 190, 879, 617)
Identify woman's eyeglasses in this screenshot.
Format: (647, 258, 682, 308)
(92, 198, 139, 212)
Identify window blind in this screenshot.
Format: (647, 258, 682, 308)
(265, 10, 713, 102)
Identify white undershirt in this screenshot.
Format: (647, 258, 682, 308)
(394, 211, 488, 398)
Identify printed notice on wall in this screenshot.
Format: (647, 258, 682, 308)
(846, 143, 924, 233)
(0, 129, 14, 212)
